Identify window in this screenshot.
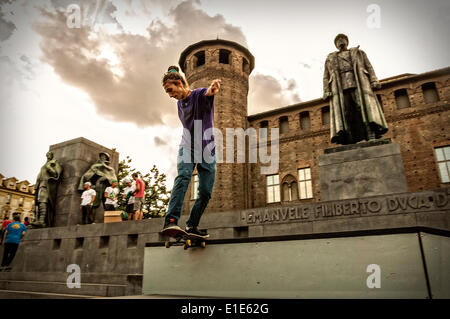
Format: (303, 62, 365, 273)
(266, 174, 280, 203)
(6, 194, 11, 204)
(260, 120, 268, 128)
(422, 82, 439, 104)
(321, 106, 330, 126)
(282, 175, 298, 202)
(127, 234, 138, 248)
(279, 116, 289, 134)
(435, 146, 450, 183)
(299, 111, 311, 130)
(395, 89, 410, 109)
(192, 174, 199, 200)
(75, 237, 84, 249)
(19, 197, 24, 206)
(219, 49, 231, 64)
(298, 168, 313, 199)
(99, 236, 110, 248)
(242, 57, 249, 73)
(194, 51, 205, 67)
(53, 239, 62, 250)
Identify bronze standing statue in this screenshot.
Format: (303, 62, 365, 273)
(323, 33, 388, 145)
(78, 152, 117, 210)
(32, 151, 62, 228)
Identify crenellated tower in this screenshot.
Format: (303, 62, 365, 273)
(178, 39, 255, 214)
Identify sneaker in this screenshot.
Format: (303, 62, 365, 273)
(185, 226, 208, 237)
(163, 218, 180, 230)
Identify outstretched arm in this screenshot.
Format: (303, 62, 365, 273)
(205, 79, 222, 96)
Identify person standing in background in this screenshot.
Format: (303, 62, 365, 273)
(0, 217, 12, 244)
(80, 182, 96, 224)
(104, 180, 119, 211)
(123, 177, 136, 221)
(132, 173, 145, 220)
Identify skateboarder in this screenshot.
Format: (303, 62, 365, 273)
(161, 65, 221, 237)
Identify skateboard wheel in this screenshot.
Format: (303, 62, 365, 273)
(165, 241, 170, 248)
(186, 239, 192, 247)
(201, 241, 206, 248)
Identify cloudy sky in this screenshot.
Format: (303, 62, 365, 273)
(1, 0, 449, 188)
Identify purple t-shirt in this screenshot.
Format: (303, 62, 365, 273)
(178, 88, 215, 155)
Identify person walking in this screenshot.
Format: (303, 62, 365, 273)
(1, 215, 27, 270)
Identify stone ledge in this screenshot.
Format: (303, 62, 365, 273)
(324, 138, 392, 154)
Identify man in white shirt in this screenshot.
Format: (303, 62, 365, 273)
(80, 182, 96, 224)
(122, 177, 136, 221)
(104, 180, 119, 211)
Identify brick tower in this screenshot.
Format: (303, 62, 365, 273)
(178, 39, 255, 214)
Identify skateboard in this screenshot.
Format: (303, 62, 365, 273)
(161, 227, 209, 250)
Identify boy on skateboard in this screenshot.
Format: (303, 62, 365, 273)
(161, 65, 221, 237)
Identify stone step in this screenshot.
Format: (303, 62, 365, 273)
(0, 289, 95, 299)
(0, 279, 127, 297)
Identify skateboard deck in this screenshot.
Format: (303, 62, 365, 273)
(161, 227, 209, 250)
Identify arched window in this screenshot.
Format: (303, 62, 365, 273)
(422, 82, 439, 103)
(395, 89, 410, 109)
(260, 120, 268, 128)
(299, 111, 311, 130)
(279, 116, 289, 134)
(282, 175, 298, 202)
(194, 51, 205, 67)
(219, 49, 231, 64)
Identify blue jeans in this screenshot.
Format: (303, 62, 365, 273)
(165, 147, 216, 227)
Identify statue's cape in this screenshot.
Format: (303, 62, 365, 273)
(323, 46, 388, 144)
(34, 159, 63, 208)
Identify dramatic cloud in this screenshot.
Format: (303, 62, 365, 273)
(0, 1, 16, 41)
(154, 136, 167, 146)
(248, 73, 301, 114)
(31, 0, 248, 127)
(29, 0, 297, 127)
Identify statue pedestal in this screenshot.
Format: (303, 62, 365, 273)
(319, 139, 408, 201)
(50, 137, 119, 227)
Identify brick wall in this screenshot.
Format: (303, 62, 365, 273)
(178, 39, 449, 214)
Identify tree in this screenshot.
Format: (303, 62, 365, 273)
(117, 155, 170, 218)
(142, 165, 170, 218)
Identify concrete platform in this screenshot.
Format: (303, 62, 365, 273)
(142, 232, 449, 299)
(1, 188, 448, 299)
